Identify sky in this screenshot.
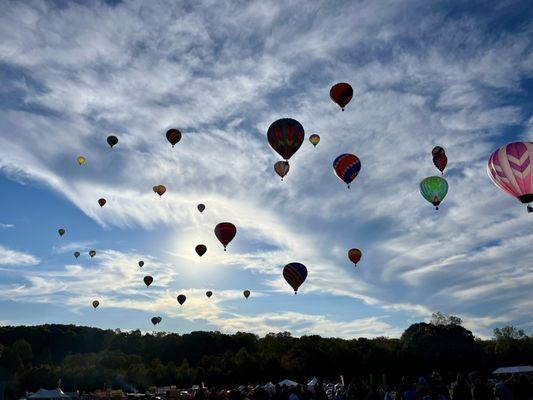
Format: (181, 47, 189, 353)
(0, 0, 532, 339)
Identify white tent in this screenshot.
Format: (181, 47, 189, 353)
(263, 382, 276, 393)
(493, 366, 533, 375)
(278, 379, 299, 387)
(307, 377, 318, 392)
(29, 389, 70, 400)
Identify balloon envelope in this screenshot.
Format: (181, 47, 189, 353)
(151, 316, 162, 325)
(153, 185, 166, 196)
(166, 128, 182, 147)
(309, 134, 320, 147)
(89, 250, 96, 258)
(330, 82, 353, 110)
(74, 251, 80, 258)
(107, 135, 118, 148)
(58, 228, 65, 237)
(433, 153, 448, 174)
(348, 248, 362, 265)
(98, 198, 106, 207)
(283, 263, 308, 294)
(77, 156, 86, 165)
(138, 260, 144, 268)
(195, 244, 207, 257)
(487, 142, 533, 207)
(214, 222, 237, 251)
(267, 118, 305, 161)
(333, 154, 361, 188)
(274, 161, 290, 180)
(92, 300, 99, 309)
(420, 176, 449, 209)
(432, 146, 445, 157)
(197, 203, 205, 213)
(177, 294, 186, 305)
(206, 291, 213, 298)
(243, 290, 250, 299)
(143, 276, 153, 287)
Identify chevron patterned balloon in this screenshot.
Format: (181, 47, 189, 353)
(487, 142, 533, 210)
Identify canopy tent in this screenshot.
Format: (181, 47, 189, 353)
(263, 383, 276, 393)
(29, 389, 71, 400)
(278, 379, 299, 387)
(493, 366, 533, 375)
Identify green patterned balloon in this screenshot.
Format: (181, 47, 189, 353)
(420, 176, 448, 210)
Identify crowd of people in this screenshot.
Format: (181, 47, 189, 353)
(187, 373, 532, 400)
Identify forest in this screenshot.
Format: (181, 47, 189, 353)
(0, 314, 532, 395)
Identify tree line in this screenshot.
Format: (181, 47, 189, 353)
(0, 314, 531, 396)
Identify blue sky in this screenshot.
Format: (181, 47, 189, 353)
(0, 0, 532, 339)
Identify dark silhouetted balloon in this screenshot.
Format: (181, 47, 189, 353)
(92, 300, 99, 309)
(243, 290, 250, 299)
(98, 198, 106, 207)
(197, 203, 205, 213)
(333, 153, 361, 188)
(138, 260, 144, 268)
(195, 244, 207, 257)
(432, 146, 445, 157)
(283, 262, 308, 294)
(348, 248, 362, 266)
(89, 250, 96, 258)
(151, 316, 162, 325)
(107, 135, 118, 148)
(58, 228, 65, 237)
(267, 118, 305, 161)
(433, 153, 448, 174)
(166, 129, 182, 147)
(143, 276, 153, 287)
(214, 222, 237, 251)
(206, 290, 213, 298)
(330, 82, 353, 111)
(153, 185, 166, 196)
(74, 251, 80, 258)
(177, 294, 186, 306)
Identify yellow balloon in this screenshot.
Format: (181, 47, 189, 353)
(77, 156, 86, 165)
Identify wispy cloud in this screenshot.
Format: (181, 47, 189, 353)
(0, 245, 39, 266)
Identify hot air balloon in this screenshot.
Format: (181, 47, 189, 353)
(283, 262, 308, 294)
(143, 276, 153, 287)
(267, 118, 305, 162)
(138, 260, 144, 268)
(243, 290, 250, 299)
(107, 135, 118, 148)
(197, 203, 205, 213)
(77, 156, 86, 165)
(309, 134, 320, 147)
(98, 198, 106, 207)
(432, 146, 445, 157)
(74, 251, 80, 258)
(420, 176, 449, 210)
(92, 300, 99, 309)
(153, 185, 166, 196)
(195, 244, 207, 257)
(89, 250, 96, 258)
(488, 141, 533, 212)
(274, 161, 290, 181)
(333, 153, 361, 188)
(206, 290, 213, 298)
(151, 316, 162, 325)
(433, 153, 448, 174)
(330, 82, 353, 111)
(166, 128, 182, 147)
(348, 248, 362, 266)
(177, 294, 186, 306)
(214, 222, 237, 251)
(58, 228, 65, 237)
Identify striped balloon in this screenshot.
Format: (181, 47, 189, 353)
(274, 161, 290, 181)
(283, 262, 308, 294)
(333, 153, 361, 188)
(488, 142, 533, 211)
(267, 118, 305, 161)
(214, 222, 237, 251)
(420, 176, 448, 210)
(166, 128, 182, 147)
